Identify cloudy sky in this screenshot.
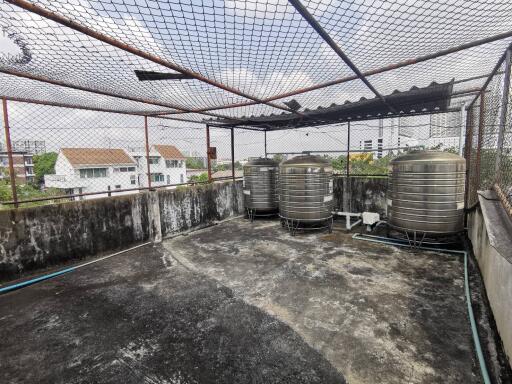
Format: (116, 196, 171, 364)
(0, 0, 510, 159)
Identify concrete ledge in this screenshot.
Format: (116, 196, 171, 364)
(468, 190, 512, 367)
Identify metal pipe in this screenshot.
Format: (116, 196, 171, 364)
(495, 48, 511, 177)
(264, 130, 267, 158)
(206, 124, 212, 182)
(144, 116, 152, 190)
(287, 0, 395, 113)
(0, 177, 243, 206)
(475, 94, 485, 192)
(463, 107, 474, 210)
(346, 121, 351, 178)
(164, 32, 512, 116)
(1, 96, 202, 124)
(6, 0, 299, 115)
(458, 102, 466, 156)
(230, 127, 235, 181)
(2, 97, 18, 208)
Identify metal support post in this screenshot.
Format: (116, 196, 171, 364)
(206, 124, 212, 182)
(231, 127, 235, 181)
(346, 121, 351, 178)
(144, 116, 152, 189)
(458, 102, 466, 156)
(2, 97, 18, 208)
(264, 130, 267, 158)
(475, 94, 485, 191)
(495, 48, 511, 177)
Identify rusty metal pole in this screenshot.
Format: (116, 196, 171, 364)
(206, 124, 212, 182)
(144, 116, 152, 190)
(264, 130, 267, 158)
(2, 97, 18, 208)
(346, 121, 351, 178)
(495, 48, 511, 178)
(230, 127, 235, 181)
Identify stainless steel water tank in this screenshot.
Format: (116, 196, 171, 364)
(388, 150, 465, 234)
(279, 155, 334, 222)
(243, 158, 279, 212)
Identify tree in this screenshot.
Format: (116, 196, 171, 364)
(186, 157, 204, 169)
(189, 172, 209, 183)
(33, 152, 58, 185)
(272, 154, 284, 163)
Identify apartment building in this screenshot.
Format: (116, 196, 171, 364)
(0, 151, 35, 183)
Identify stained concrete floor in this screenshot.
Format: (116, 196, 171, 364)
(0, 218, 484, 383)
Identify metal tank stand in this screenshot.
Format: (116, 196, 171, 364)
(280, 216, 333, 236)
(246, 208, 278, 223)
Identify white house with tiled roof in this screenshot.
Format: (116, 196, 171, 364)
(45, 148, 138, 200)
(130, 145, 186, 188)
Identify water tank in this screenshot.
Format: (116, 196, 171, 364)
(243, 158, 279, 213)
(279, 155, 334, 222)
(388, 150, 465, 234)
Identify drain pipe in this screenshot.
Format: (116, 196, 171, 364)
(352, 233, 490, 384)
(0, 242, 151, 295)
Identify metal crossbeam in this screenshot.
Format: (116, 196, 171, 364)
(6, 0, 301, 116)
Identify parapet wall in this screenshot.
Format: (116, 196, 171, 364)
(0, 177, 384, 280)
(0, 181, 244, 280)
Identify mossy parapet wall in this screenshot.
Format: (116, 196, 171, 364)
(0, 181, 244, 280)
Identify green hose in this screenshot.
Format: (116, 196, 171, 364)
(352, 233, 491, 384)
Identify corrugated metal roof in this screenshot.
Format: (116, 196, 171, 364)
(212, 80, 454, 130)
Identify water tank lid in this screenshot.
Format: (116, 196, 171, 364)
(281, 154, 331, 167)
(244, 157, 279, 167)
(391, 150, 465, 164)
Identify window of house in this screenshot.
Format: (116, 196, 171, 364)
(180, 174, 184, 183)
(130, 175, 136, 185)
(118, 167, 136, 172)
(79, 168, 107, 178)
(167, 175, 170, 185)
(166, 159, 180, 168)
(150, 173, 164, 182)
(115, 185, 121, 189)
(148, 157, 160, 165)
(24, 157, 33, 165)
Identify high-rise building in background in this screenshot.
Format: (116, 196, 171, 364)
(430, 112, 461, 138)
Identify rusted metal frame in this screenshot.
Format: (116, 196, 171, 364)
(468, 45, 511, 109)
(163, 32, 512, 116)
(0, 69, 234, 121)
(144, 116, 152, 190)
(346, 121, 351, 178)
(230, 128, 235, 181)
(6, 0, 300, 116)
(206, 124, 212, 182)
(287, 0, 396, 114)
(475, 94, 485, 195)
(1, 178, 245, 206)
(463, 106, 474, 209)
(2, 96, 203, 124)
(1, 97, 18, 208)
(494, 47, 511, 182)
(264, 131, 267, 158)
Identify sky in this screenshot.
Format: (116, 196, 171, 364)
(0, 0, 510, 160)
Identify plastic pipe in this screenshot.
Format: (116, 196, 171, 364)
(0, 242, 151, 295)
(352, 233, 491, 384)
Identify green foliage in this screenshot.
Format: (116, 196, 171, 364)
(0, 181, 61, 209)
(213, 163, 228, 172)
(189, 172, 209, 183)
(33, 152, 58, 185)
(272, 154, 284, 163)
(331, 155, 347, 171)
(185, 157, 204, 169)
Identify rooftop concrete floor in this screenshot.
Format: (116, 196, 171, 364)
(0, 218, 483, 383)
